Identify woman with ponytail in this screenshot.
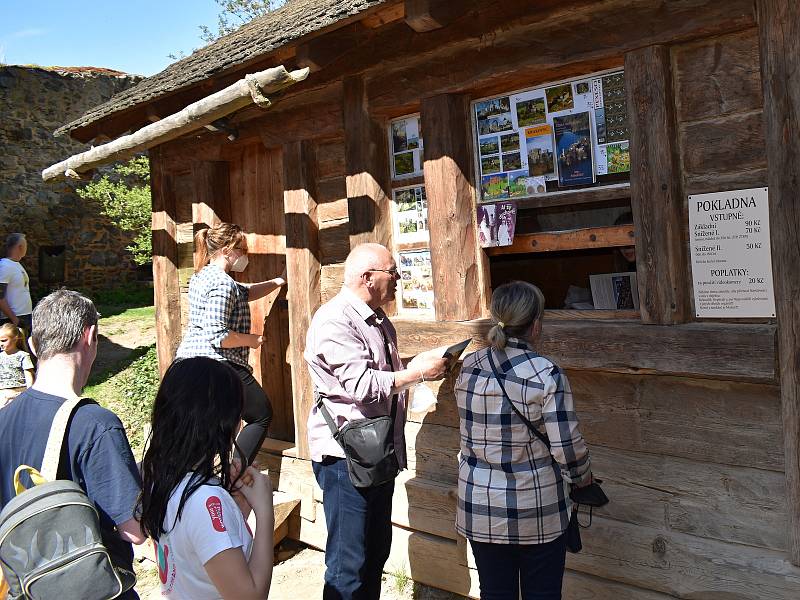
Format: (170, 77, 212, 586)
(176, 222, 286, 466)
(454, 281, 594, 599)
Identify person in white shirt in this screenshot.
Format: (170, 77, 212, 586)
(137, 357, 274, 600)
(0, 233, 33, 336)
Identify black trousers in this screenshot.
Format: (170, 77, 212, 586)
(226, 361, 273, 466)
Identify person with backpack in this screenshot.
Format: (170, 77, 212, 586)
(0, 289, 145, 599)
(137, 357, 274, 600)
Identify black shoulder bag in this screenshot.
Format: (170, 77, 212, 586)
(315, 323, 400, 488)
(486, 349, 607, 553)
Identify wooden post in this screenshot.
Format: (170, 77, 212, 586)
(343, 75, 394, 251)
(283, 140, 321, 459)
(420, 93, 490, 321)
(625, 45, 689, 324)
(757, 0, 800, 565)
(191, 161, 231, 268)
(150, 147, 182, 376)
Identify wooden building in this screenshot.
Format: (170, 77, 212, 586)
(48, 0, 800, 597)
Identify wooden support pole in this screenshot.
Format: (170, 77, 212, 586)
(283, 140, 321, 460)
(191, 161, 231, 269)
(150, 147, 182, 376)
(757, 0, 800, 565)
(625, 45, 689, 324)
(420, 93, 490, 321)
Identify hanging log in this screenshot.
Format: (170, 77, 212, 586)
(42, 65, 310, 181)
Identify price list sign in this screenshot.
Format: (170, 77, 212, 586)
(689, 188, 775, 318)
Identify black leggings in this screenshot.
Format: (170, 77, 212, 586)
(226, 361, 273, 466)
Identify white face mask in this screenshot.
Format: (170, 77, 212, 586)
(230, 253, 249, 272)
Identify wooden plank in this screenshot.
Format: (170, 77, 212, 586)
(626, 45, 689, 325)
(680, 110, 767, 176)
(150, 147, 182, 376)
(392, 317, 776, 382)
(315, 139, 345, 179)
(361, 2, 405, 28)
(390, 175, 425, 189)
(673, 28, 763, 122)
(256, 101, 344, 149)
(317, 197, 349, 223)
(191, 161, 231, 271)
(320, 264, 344, 304)
(512, 183, 631, 211)
(296, 22, 367, 72)
(283, 140, 321, 459)
(757, 0, 800, 565)
(342, 75, 394, 252)
(421, 93, 489, 321)
(317, 177, 347, 205)
(319, 219, 350, 265)
(684, 168, 768, 196)
(485, 225, 635, 256)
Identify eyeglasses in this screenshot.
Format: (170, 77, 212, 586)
(365, 268, 400, 278)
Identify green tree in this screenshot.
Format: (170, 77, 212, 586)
(199, 0, 285, 43)
(77, 156, 152, 265)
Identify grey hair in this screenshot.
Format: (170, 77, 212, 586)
(5, 233, 25, 256)
(32, 289, 100, 361)
(486, 281, 545, 350)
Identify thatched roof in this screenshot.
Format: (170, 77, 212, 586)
(56, 0, 388, 137)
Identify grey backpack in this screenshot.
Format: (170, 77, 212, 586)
(0, 397, 136, 599)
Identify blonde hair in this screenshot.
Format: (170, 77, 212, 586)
(193, 222, 246, 272)
(487, 281, 545, 350)
(0, 322, 23, 351)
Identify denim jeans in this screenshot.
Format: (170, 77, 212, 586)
(470, 534, 567, 600)
(312, 457, 394, 600)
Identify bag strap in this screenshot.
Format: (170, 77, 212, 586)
(40, 396, 91, 481)
(486, 349, 551, 451)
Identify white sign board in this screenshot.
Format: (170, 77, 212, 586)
(688, 187, 775, 318)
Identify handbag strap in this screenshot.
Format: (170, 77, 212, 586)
(486, 349, 551, 451)
(316, 319, 399, 438)
(40, 396, 92, 481)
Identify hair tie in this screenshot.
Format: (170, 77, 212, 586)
(497, 321, 505, 329)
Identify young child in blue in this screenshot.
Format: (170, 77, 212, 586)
(0, 322, 34, 408)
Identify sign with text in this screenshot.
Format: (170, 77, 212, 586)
(688, 188, 775, 318)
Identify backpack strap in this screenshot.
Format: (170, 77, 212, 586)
(40, 396, 91, 482)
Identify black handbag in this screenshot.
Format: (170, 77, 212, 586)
(315, 322, 400, 488)
(486, 350, 606, 553)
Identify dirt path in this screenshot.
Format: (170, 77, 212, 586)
(93, 307, 156, 375)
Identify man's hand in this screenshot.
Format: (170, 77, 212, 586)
(407, 350, 450, 381)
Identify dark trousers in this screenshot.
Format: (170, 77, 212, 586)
(470, 534, 567, 600)
(312, 457, 394, 600)
(227, 362, 272, 466)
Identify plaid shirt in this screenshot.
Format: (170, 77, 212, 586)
(176, 264, 251, 370)
(455, 338, 592, 544)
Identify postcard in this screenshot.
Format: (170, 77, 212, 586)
(475, 97, 511, 119)
(521, 175, 548, 195)
(391, 119, 408, 153)
(575, 81, 590, 95)
(477, 201, 517, 247)
(545, 83, 574, 113)
(481, 155, 501, 174)
(553, 112, 595, 187)
(394, 151, 415, 176)
(394, 188, 416, 212)
(515, 96, 546, 127)
(525, 125, 555, 177)
(481, 173, 509, 202)
(606, 141, 630, 173)
(594, 107, 607, 144)
(502, 152, 522, 171)
(506, 169, 529, 199)
(500, 132, 520, 153)
(405, 117, 421, 150)
(393, 186, 428, 244)
(479, 136, 499, 155)
(398, 250, 434, 312)
(478, 112, 514, 135)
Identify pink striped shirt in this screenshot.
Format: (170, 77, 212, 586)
(304, 287, 407, 466)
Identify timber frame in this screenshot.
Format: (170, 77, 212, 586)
(53, 0, 800, 596)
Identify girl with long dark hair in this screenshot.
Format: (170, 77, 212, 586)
(138, 357, 274, 599)
(176, 222, 286, 466)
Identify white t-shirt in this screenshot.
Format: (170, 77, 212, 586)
(155, 474, 252, 599)
(0, 258, 32, 316)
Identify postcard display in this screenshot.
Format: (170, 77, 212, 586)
(473, 71, 630, 203)
(389, 115, 435, 314)
(688, 188, 776, 318)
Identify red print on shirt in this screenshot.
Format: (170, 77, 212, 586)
(206, 496, 226, 532)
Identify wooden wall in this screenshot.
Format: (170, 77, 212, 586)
(146, 1, 800, 597)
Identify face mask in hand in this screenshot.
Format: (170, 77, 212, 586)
(230, 253, 249, 272)
(409, 382, 438, 414)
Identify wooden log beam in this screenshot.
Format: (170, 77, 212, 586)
(43, 66, 309, 181)
(625, 45, 689, 324)
(421, 93, 489, 320)
(150, 147, 182, 376)
(486, 225, 635, 256)
(283, 140, 321, 460)
(296, 22, 367, 72)
(756, 0, 800, 565)
(404, 0, 476, 32)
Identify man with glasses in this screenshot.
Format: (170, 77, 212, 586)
(305, 243, 449, 600)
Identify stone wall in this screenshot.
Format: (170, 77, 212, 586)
(0, 65, 144, 298)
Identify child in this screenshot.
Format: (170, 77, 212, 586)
(0, 322, 34, 408)
(137, 357, 274, 600)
